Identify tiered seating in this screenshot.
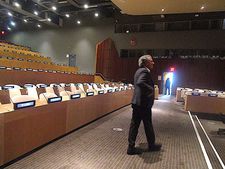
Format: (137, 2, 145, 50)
(0, 41, 30, 51)
(0, 41, 78, 73)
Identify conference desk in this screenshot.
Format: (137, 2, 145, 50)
(0, 89, 133, 166)
(184, 94, 225, 114)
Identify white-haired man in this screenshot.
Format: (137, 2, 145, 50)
(127, 55, 161, 155)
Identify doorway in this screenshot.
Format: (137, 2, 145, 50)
(163, 72, 174, 95)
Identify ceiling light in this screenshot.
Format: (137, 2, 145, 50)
(84, 4, 89, 9)
(7, 27, 11, 31)
(94, 12, 99, 17)
(47, 18, 51, 22)
(13, 2, 20, 8)
(200, 6, 205, 10)
(126, 30, 129, 33)
(37, 24, 41, 28)
(161, 8, 165, 12)
(58, 1, 67, 4)
(10, 21, 16, 27)
(52, 6, 57, 11)
(66, 54, 69, 58)
(195, 14, 199, 17)
(65, 14, 70, 18)
(34, 11, 38, 16)
(77, 20, 81, 24)
(7, 12, 13, 16)
(24, 19, 28, 23)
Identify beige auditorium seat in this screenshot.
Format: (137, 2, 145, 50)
(36, 83, 48, 88)
(38, 87, 58, 104)
(24, 84, 35, 88)
(8, 88, 36, 109)
(83, 83, 97, 95)
(70, 84, 86, 98)
(92, 83, 105, 94)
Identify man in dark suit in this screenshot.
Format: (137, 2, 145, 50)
(127, 55, 161, 155)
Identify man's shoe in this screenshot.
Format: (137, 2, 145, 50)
(127, 147, 142, 155)
(148, 143, 162, 152)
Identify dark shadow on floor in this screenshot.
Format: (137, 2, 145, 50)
(137, 143, 163, 164)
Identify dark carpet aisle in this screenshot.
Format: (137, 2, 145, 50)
(6, 96, 208, 169)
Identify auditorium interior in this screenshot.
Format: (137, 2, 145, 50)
(0, 0, 225, 168)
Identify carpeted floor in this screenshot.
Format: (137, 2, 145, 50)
(5, 95, 211, 169)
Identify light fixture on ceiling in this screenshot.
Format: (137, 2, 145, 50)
(77, 20, 81, 24)
(24, 19, 28, 23)
(47, 18, 51, 22)
(195, 14, 199, 17)
(10, 21, 16, 27)
(200, 6, 205, 10)
(52, 6, 57, 11)
(37, 24, 41, 28)
(13, 2, 21, 8)
(161, 8, 165, 12)
(65, 14, 70, 18)
(94, 12, 99, 17)
(34, 11, 39, 16)
(7, 12, 13, 16)
(66, 54, 69, 58)
(84, 4, 89, 9)
(126, 30, 129, 33)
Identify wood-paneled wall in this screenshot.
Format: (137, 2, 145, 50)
(96, 38, 225, 93)
(0, 70, 94, 86)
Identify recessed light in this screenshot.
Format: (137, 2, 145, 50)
(65, 14, 70, 18)
(37, 24, 41, 28)
(10, 21, 16, 27)
(47, 18, 51, 22)
(52, 6, 57, 11)
(77, 20, 81, 24)
(13, 2, 20, 8)
(200, 6, 205, 10)
(84, 4, 88, 9)
(126, 30, 129, 33)
(94, 12, 99, 17)
(161, 8, 165, 12)
(24, 19, 28, 23)
(7, 12, 13, 16)
(34, 11, 38, 16)
(195, 14, 199, 17)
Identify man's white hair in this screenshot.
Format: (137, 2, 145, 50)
(138, 55, 152, 67)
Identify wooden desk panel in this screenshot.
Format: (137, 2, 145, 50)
(1, 90, 133, 166)
(3, 103, 67, 163)
(0, 114, 4, 165)
(185, 95, 225, 114)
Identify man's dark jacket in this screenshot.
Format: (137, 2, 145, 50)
(131, 67, 154, 108)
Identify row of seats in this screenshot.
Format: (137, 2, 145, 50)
(0, 41, 30, 51)
(0, 41, 79, 74)
(0, 48, 52, 63)
(0, 83, 134, 112)
(0, 57, 78, 73)
(176, 87, 225, 102)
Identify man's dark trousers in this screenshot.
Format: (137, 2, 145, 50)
(128, 104, 155, 148)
